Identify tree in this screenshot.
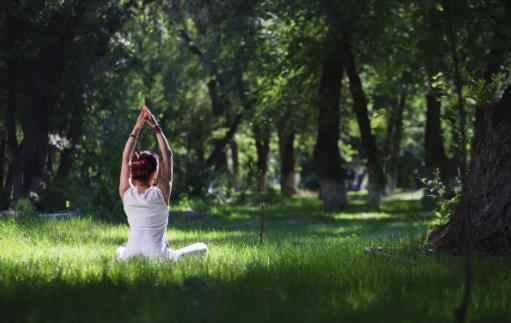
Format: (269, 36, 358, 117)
(0, 0, 131, 207)
(430, 1, 511, 254)
(313, 23, 348, 210)
(342, 34, 385, 208)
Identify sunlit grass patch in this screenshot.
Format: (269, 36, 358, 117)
(0, 191, 509, 323)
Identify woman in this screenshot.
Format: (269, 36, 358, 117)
(115, 106, 207, 261)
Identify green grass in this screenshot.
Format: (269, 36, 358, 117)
(0, 190, 509, 323)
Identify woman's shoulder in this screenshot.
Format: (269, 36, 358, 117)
(151, 186, 168, 206)
(122, 185, 135, 201)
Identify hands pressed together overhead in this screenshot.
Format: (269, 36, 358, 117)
(135, 106, 158, 130)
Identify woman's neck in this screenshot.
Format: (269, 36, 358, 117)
(133, 181, 151, 194)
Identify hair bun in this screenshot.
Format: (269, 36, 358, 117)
(130, 150, 159, 183)
(131, 159, 145, 166)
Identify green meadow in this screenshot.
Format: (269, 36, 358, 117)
(0, 191, 509, 323)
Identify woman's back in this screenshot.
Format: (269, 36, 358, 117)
(118, 185, 170, 259)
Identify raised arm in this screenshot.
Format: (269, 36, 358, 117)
(119, 108, 147, 199)
(144, 107, 173, 203)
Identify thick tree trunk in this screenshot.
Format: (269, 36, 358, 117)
(19, 105, 53, 195)
(430, 86, 511, 254)
(313, 27, 347, 211)
(343, 35, 384, 209)
(230, 140, 241, 191)
(6, 4, 86, 198)
(386, 93, 406, 192)
(278, 128, 295, 197)
(430, 2, 511, 255)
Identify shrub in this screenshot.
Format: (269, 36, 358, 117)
(419, 169, 460, 223)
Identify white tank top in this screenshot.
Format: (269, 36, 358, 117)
(121, 185, 170, 259)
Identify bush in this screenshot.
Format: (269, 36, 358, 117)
(15, 198, 37, 220)
(419, 169, 460, 223)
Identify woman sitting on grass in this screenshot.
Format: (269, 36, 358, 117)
(115, 106, 207, 261)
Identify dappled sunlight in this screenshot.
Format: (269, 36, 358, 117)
(332, 212, 393, 220)
(1, 191, 509, 322)
(383, 189, 424, 201)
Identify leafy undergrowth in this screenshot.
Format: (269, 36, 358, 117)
(0, 190, 508, 323)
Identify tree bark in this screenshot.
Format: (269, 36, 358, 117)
(343, 35, 384, 209)
(430, 85, 511, 254)
(278, 128, 295, 197)
(386, 93, 406, 192)
(313, 27, 347, 211)
(431, 2, 511, 255)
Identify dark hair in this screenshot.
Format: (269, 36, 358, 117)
(131, 150, 159, 183)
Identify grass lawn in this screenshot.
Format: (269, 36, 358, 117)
(0, 190, 509, 323)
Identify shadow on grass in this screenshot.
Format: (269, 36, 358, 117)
(167, 192, 433, 243)
(1, 248, 509, 323)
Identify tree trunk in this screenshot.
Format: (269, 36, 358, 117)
(207, 79, 229, 171)
(424, 82, 458, 183)
(3, 13, 21, 203)
(5, 3, 86, 199)
(386, 93, 406, 192)
(0, 165, 13, 210)
(278, 128, 295, 197)
(430, 2, 511, 255)
(19, 107, 53, 195)
(430, 86, 511, 254)
(230, 140, 241, 191)
(383, 99, 396, 159)
(313, 27, 347, 211)
(58, 97, 86, 177)
(343, 35, 384, 209)
(424, 83, 447, 170)
(382, 98, 397, 196)
(253, 122, 270, 192)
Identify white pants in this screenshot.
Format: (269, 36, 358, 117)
(115, 242, 208, 261)
(170, 242, 208, 261)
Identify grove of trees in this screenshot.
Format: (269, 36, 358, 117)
(0, 0, 510, 253)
